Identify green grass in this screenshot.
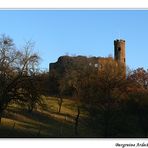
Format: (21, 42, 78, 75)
(0, 96, 94, 137)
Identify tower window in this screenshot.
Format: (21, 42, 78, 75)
(95, 63, 98, 68)
(118, 47, 121, 51)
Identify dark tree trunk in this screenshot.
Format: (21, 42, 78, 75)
(58, 96, 63, 113)
(0, 109, 3, 124)
(59, 104, 61, 113)
(28, 105, 33, 113)
(75, 106, 80, 136)
(0, 116, 1, 124)
(37, 124, 41, 136)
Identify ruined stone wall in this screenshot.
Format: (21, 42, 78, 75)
(49, 39, 126, 78)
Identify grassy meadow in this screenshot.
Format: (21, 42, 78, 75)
(0, 96, 95, 137)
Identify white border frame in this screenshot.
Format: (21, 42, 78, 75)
(0, 0, 147, 9)
(0, 0, 148, 148)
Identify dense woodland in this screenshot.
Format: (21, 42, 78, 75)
(0, 34, 148, 137)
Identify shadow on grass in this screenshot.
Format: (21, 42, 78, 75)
(0, 124, 38, 138)
(1, 107, 76, 137)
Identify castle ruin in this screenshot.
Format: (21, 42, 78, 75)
(49, 39, 126, 77)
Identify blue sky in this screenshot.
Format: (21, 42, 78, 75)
(0, 10, 148, 70)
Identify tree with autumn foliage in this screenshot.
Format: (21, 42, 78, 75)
(126, 68, 148, 137)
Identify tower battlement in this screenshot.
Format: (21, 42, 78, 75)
(114, 39, 125, 43)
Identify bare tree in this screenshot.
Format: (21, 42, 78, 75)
(0, 35, 40, 122)
(58, 57, 98, 135)
(57, 94, 63, 113)
(97, 59, 128, 137)
(75, 105, 80, 136)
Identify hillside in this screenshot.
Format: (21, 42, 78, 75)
(0, 96, 96, 137)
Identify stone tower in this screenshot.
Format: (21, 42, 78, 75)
(114, 39, 126, 76)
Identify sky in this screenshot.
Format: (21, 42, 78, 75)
(0, 10, 148, 71)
